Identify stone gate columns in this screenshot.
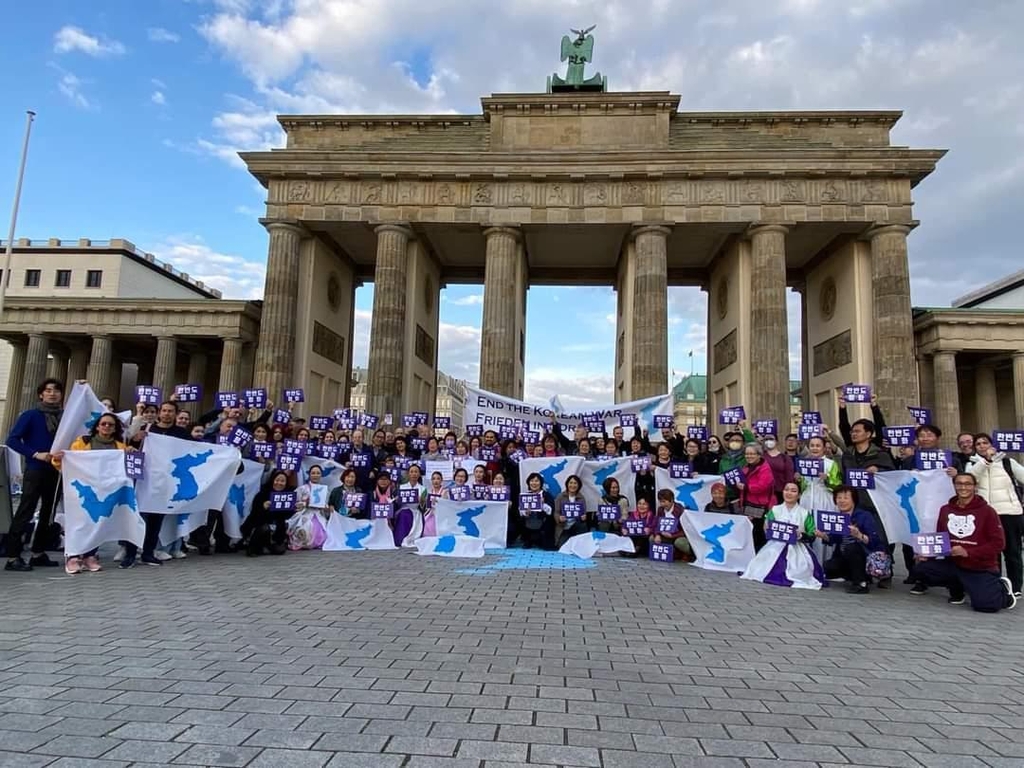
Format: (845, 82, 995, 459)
(630, 226, 670, 400)
(366, 224, 412, 416)
(186, 351, 208, 412)
(86, 335, 113, 399)
(975, 365, 999, 434)
(748, 224, 791, 428)
(254, 221, 303, 404)
(2, 340, 26, 434)
(932, 350, 960, 444)
(479, 226, 525, 398)
(870, 224, 918, 418)
(219, 338, 244, 394)
(67, 345, 89, 388)
(1014, 353, 1024, 431)
(20, 333, 50, 411)
(153, 337, 178, 397)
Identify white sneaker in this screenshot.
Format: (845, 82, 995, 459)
(153, 550, 172, 561)
(113, 546, 126, 562)
(171, 550, 187, 560)
(1000, 577, 1017, 610)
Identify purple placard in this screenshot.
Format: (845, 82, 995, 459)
(883, 426, 916, 447)
(523, 430, 541, 444)
(658, 515, 679, 534)
(471, 484, 490, 501)
(723, 467, 745, 486)
(318, 444, 340, 461)
(487, 485, 510, 502)
(398, 488, 420, 506)
(499, 425, 518, 441)
(623, 519, 647, 536)
(124, 451, 145, 479)
(597, 504, 620, 522)
(395, 456, 417, 471)
(916, 449, 952, 471)
(309, 416, 332, 432)
(174, 384, 202, 403)
(630, 455, 651, 473)
(510, 448, 529, 464)
(276, 453, 300, 472)
(336, 417, 356, 431)
(766, 520, 799, 544)
(650, 542, 674, 562)
(669, 461, 693, 479)
(843, 383, 872, 403)
(252, 441, 275, 460)
(216, 391, 239, 409)
(718, 407, 742, 425)
(620, 413, 637, 428)
(343, 492, 366, 510)
(801, 411, 822, 425)
(350, 451, 370, 468)
(333, 408, 352, 420)
(242, 388, 267, 409)
(272, 409, 292, 425)
(411, 411, 428, 426)
(753, 419, 778, 437)
(449, 485, 471, 502)
(135, 385, 161, 405)
(359, 413, 379, 429)
(465, 424, 484, 437)
(228, 426, 253, 447)
(686, 425, 709, 441)
(815, 510, 849, 536)
(994, 430, 1024, 453)
(434, 416, 451, 429)
(270, 491, 296, 511)
(385, 467, 400, 483)
(653, 415, 674, 430)
(480, 446, 499, 462)
(562, 501, 584, 519)
(908, 406, 932, 425)
(796, 457, 823, 478)
(798, 423, 822, 440)
(371, 502, 393, 519)
(583, 417, 605, 432)
(282, 438, 306, 456)
(410, 437, 426, 451)
(283, 388, 304, 404)
(402, 414, 418, 428)
(913, 532, 951, 557)
(846, 469, 875, 489)
(519, 493, 542, 513)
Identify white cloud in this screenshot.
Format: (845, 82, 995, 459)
(151, 91, 167, 106)
(53, 25, 126, 57)
(56, 71, 91, 109)
(445, 293, 483, 307)
(152, 78, 167, 89)
(147, 235, 266, 299)
(147, 27, 180, 44)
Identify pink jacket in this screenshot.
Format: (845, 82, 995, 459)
(742, 460, 776, 508)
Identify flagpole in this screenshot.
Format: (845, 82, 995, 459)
(0, 110, 36, 320)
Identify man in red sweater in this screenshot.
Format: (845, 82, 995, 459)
(910, 473, 1016, 612)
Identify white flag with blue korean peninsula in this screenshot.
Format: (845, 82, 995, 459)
(137, 433, 239, 515)
(300, 456, 345, 490)
(679, 509, 755, 573)
(52, 382, 108, 454)
(414, 534, 486, 558)
(322, 515, 396, 551)
(655, 469, 722, 511)
(580, 458, 635, 511)
(433, 498, 507, 549)
(221, 459, 265, 540)
(520, 456, 586, 498)
(159, 510, 207, 546)
(61, 449, 145, 554)
(559, 531, 635, 559)
(868, 469, 950, 546)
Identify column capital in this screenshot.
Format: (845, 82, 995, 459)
(375, 223, 414, 239)
(631, 224, 672, 240)
(866, 222, 915, 239)
(261, 219, 304, 237)
(482, 225, 521, 242)
(27, 331, 49, 341)
(156, 335, 177, 343)
(1014, 351, 1024, 360)
(932, 349, 958, 359)
(747, 223, 790, 238)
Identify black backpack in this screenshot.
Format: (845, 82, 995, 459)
(1003, 458, 1024, 504)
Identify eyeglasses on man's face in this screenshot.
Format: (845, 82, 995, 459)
(953, 481, 975, 488)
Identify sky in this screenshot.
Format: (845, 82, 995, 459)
(1, 0, 1022, 410)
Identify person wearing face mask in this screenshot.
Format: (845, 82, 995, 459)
(762, 433, 795, 503)
(719, 426, 755, 503)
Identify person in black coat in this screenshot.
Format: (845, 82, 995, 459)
(243, 471, 294, 556)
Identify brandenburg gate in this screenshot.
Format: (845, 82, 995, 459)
(242, 51, 943, 430)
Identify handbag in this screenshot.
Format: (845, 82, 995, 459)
(865, 550, 893, 579)
(742, 504, 768, 519)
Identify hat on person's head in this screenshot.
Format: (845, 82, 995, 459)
(711, 482, 726, 494)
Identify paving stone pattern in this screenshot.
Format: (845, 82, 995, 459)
(0, 547, 1021, 767)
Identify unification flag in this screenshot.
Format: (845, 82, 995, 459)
(221, 459, 265, 540)
(299, 456, 345, 490)
(580, 458, 635, 511)
(558, 530, 635, 559)
(52, 382, 109, 454)
(655, 469, 722, 511)
(61, 449, 145, 555)
(322, 515, 396, 551)
(159, 510, 207, 547)
(519, 456, 586, 498)
(867, 469, 951, 546)
(679, 509, 755, 573)
(433, 498, 507, 549)
(413, 534, 486, 558)
(136, 433, 239, 515)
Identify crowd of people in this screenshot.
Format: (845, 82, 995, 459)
(3, 377, 1022, 613)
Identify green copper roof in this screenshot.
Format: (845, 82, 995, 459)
(673, 374, 707, 402)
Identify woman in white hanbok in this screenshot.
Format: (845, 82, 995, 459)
(741, 481, 825, 590)
(796, 435, 842, 563)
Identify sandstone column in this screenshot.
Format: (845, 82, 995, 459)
(870, 224, 918, 418)
(186, 351, 208, 413)
(46, 349, 67, 385)
(479, 226, 523, 397)
(366, 224, 412, 415)
(916, 354, 934, 412)
(2, 341, 27, 435)
(19, 334, 50, 411)
(749, 224, 791, 427)
(67, 345, 89, 388)
(975, 364, 999, 434)
(253, 221, 303, 404)
(793, 282, 811, 412)
(1013, 353, 1024, 431)
(630, 225, 670, 400)
(86, 335, 114, 399)
(932, 351, 960, 445)
(219, 338, 244, 393)
(153, 336, 178, 398)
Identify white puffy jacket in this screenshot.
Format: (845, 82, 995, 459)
(967, 453, 1024, 516)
